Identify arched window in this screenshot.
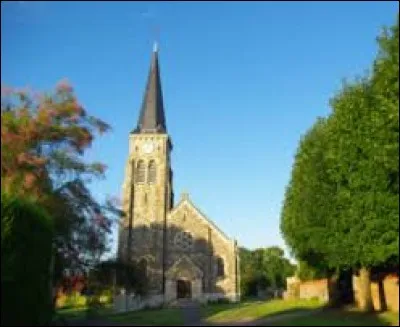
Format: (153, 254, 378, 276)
(148, 160, 156, 184)
(136, 160, 145, 183)
(217, 257, 224, 277)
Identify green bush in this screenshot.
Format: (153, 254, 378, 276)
(99, 289, 113, 304)
(206, 297, 231, 305)
(1, 192, 54, 326)
(64, 291, 87, 308)
(215, 298, 231, 304)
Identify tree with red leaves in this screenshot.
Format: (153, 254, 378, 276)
(1, 80, 123, 290)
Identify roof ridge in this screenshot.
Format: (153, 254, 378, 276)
(168, 196, 233, 244)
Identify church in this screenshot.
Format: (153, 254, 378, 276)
(118, 44, 240, 303)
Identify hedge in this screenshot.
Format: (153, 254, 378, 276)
(1, 192, 54, 326)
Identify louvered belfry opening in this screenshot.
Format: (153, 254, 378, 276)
(148, 160, 157, 184)
(136, 160, 146, 183)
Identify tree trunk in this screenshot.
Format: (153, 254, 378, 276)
(327, 273, 339, 308)
(377, 276, 387, 312)
(358, 267, 373, 312)
(49, 244, 57, 321)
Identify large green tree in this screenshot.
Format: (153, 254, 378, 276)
(240, 246, 295, 297)
(326, 17, 398, 310)
(281, 17, 399, 312)
(281, 118, 336, 274)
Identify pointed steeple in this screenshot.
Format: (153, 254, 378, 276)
(133, 42, 167, 134)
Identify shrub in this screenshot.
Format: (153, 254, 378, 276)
(64, 291, 87, 308)
(1, 192, 54, 326)
(99, 289, 113, 304)
(216, 297, 231, 304)
(206, 297, 231, 305)
(56, 294, 68, 308)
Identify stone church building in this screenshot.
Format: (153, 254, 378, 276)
(118, 45, 240, 303)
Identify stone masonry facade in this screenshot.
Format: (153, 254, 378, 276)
(117, 45, 240, 304)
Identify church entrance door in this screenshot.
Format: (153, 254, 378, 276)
(177, 279, 191, 299)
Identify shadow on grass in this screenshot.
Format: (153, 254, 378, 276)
(200, 299, 322, 323)
(52, 305, 115, 326)
(54, 300, 398, 326)
(54, 307, 184, 326)
(105, 307, 183, 326)
(205, 308, 324, 326)
(266, 306, 399, 326)
(200, 299, 399, 326)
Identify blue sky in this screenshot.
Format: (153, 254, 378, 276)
(1, 1, 398, 260)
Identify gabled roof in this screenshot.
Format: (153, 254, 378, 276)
(168, 193, 233, 244)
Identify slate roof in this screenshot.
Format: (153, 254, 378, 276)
(132, 44, 167, 134)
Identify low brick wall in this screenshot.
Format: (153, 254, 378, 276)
(299, 278, 329, 302)
(353, 274, 399, 312)
(284, 277, 330, 302)
(284, 276, 300, 300)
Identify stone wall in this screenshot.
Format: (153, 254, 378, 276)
(284, 276, 329, 303)
(119, 132, 239, 301)
(284, 273, 399, 312)
(299, 278, 329, 302)
(353, 274, 399, 312)
(167, 196, 238, 297)
(114, 293, 165, 313)
(283, 276, 300, 300)
(113, 291, 239, 313)
(119, 133, 172, 294)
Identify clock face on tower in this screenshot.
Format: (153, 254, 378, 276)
(142, 141, 155, 154)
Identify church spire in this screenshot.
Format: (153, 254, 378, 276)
(133, 42, 167, 134)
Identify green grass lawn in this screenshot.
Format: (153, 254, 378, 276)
(106, 307, 183, 326)
(201, 298, 323, 323)
(268, 308, 399, 326)
(55, 300, 398, 326)
(56, 305, 183, 326)
(55, 304, 114, 321)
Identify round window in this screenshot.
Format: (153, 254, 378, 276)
(174, 231, 193, 251)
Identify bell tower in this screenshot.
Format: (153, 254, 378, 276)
(119, 43, 173, 294)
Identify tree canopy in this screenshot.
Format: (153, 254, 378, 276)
(280, 16, 398, 310)
(1, 81, 122, 281)
(240, 246, 295, 297)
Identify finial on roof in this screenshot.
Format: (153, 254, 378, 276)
(153, 41, 158, 53)
(181, 192, 189, 200)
